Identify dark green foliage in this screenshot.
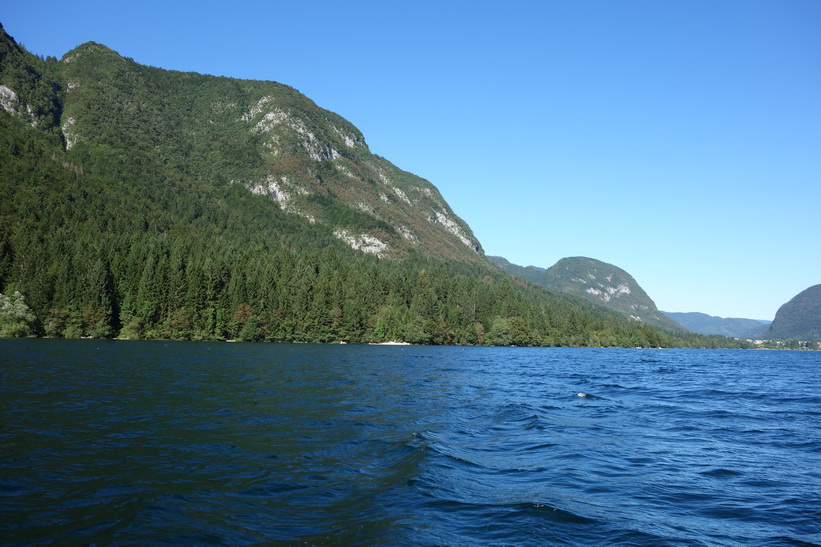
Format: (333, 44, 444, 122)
(0, 25, 751, 348)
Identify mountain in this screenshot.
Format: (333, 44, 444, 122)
(0, 24, 751, 348)
(766, 284, 821, 340)
(489, 256, 685, 332)
(63, 43, 484, 263)
(662, 312, 770, 339)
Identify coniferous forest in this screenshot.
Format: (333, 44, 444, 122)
(0, 24, 751, 348)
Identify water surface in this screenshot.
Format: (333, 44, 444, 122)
(1, 340, 819, 545)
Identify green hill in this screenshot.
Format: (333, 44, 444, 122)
(766, 285, 821, 341)
(0, 24, 749, 348)
(489, 256, 685, 332)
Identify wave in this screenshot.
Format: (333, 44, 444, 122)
(4, 341, 820, 546)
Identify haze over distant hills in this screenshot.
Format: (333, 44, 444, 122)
(662, 312, 770, 339)
(668, 284, 821, 341)
(489, 256, 684, 332)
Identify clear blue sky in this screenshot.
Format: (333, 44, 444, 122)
(4, 1, 819, 320)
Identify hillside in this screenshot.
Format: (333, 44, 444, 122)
(489, 256, 685, 332)
(662, 312, 770, 339)
(0, 24, 750, 348)
(62, 42, 485, 263)
(766, 284, 821, 340)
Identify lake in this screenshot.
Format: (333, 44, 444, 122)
(1, 339, 819, 545)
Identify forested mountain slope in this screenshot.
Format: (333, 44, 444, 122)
(59, 39, 483, 262)
(766, 284, 821, 341)
(489, 256, 685, 332)
(0, 24, 748, 347)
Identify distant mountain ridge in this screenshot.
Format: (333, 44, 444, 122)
(766, 284, 821, 340)
(489, 256, 684, 332)
(662, 312, 770, 339)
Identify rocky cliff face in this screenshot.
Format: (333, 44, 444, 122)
(0, 26, 63, 132)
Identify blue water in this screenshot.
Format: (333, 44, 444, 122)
(1, 339, 819, 545)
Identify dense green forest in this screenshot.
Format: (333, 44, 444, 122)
(0, 24, 752, 348)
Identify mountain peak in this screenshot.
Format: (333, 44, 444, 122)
(62, 41, 123, 62)
(545, 257, 664, 320)
(489, 255, 685, 331)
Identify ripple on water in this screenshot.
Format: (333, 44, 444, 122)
(1, 341, 820, 545)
